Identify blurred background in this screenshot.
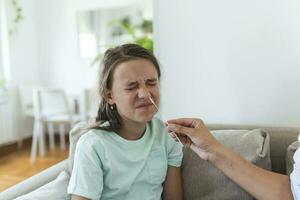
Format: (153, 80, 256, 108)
(0, 0, 153, 191)
(1, 0, 300, 192)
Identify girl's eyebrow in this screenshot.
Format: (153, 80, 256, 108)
(126, 81, 139, 87)
(146, 78, 158, 82)
(125, 77, 158, 85)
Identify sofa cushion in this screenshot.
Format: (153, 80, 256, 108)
(181, 129, 271, 200)
(208, 125, 299, 174)
(15, 171, 71, 200)
(286, 140, 300, 175)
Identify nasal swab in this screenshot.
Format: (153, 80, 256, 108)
(149, 96, 159, 112)
(148, 95, 184, 146)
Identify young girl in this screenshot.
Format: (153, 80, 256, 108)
(68, 44, 183, 200)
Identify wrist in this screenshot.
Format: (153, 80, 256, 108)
(207, 142, 226, 164)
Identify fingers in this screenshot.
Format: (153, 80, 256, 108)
(166, 123, 195, 138)
(167, 118, 203, 128)
(169, 132, 192, 147)
(165, 118, 207, 149)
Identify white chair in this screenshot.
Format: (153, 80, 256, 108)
(19, 85, 35, 117)
(19, 85, 36, 149)
(31, 88, 77, 162)
(82, 88, 98, 121)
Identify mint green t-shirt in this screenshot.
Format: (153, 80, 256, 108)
(67, 118, 183, 200)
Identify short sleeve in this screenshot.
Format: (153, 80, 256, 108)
(67, 134, 104, 199)
(166, 132, 183, 167)
(290, 134, 300, 200)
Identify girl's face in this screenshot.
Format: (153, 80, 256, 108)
(107, 58, 160, 125)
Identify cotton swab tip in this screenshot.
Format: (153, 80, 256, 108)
(148, 96, 160, 112)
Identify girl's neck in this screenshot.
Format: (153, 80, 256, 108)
(117, 120, 147, 140)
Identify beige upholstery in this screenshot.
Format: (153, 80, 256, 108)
(182, 129, 271, 200)
(208, 124, 300, 174)
(1, 124, 299, 200)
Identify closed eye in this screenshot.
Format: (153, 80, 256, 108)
(125, 82, 138, 90)
(146, 79, 158, 86)
(126, 87, 137, 91)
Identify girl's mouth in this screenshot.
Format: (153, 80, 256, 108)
(136, 103, 153, 109)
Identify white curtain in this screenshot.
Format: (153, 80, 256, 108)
(0, 0, 11, 90)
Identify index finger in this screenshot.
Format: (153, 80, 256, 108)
(167, 118, 202, 128)
(166, 123, 196, 138)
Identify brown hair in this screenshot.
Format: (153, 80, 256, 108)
(92, 43, 161, 132)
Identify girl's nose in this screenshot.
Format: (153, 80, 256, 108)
(138, 86, 150, 99)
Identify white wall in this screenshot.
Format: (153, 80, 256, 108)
(2, 0, 40, 139)
(75, 0, 144, 11)
(154, 0, 300, 126)
(5, 0, 43, 87)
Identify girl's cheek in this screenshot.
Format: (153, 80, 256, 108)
(154, 88, 160, 98)
(129, 94, 138, 104)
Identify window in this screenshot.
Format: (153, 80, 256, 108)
(0, 0, 9, 92)
(76, 0, 153, 66)
(0, 0, 4, 91)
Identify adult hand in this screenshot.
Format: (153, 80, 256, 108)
(166, 118, 221, 161)
(167, 118, 294, 200)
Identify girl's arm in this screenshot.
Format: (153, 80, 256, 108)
(162, 166, 183, 200)
(71, 195, 89, 200)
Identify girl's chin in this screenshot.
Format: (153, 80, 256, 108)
(134, 113, 155, 123)
(120, 110, 156, 124)
(138, 115, 155, 123)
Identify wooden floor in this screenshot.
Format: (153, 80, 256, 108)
(0, 139, 69, 192)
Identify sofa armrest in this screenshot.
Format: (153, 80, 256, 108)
(0, 159, 68, 200)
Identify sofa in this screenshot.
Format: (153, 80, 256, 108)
(1, 123, 299, 200)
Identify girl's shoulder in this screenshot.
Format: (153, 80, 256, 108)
(149, 117, 166, 131)
(77, 128, 110, 146)
(148, 117, 171, 141)
(150, 117, 164, 126)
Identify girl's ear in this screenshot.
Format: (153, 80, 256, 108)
(105, 90, 114, 105)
